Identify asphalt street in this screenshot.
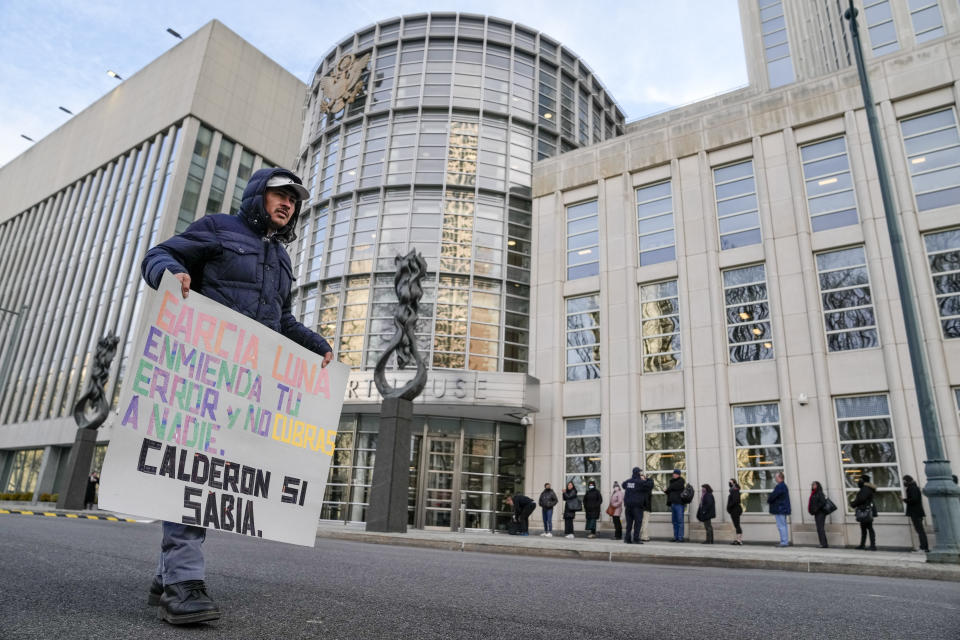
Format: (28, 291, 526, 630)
(1, 514, 958, 640)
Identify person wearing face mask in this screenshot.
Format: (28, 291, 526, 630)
(608, 482, 624, 540)
(727, 479, 743, 545)
(538, 482, 559, 537)
(583, 480, 603, 538)
(850, 474, 877, 551)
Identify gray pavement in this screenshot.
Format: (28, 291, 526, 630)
(2, 510, 960, 639)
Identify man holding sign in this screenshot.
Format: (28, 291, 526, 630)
(139, 167, 334, 624)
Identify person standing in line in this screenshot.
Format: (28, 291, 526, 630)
(504, 494, 536, 536)
(767, 472, 791, 547)
(562, 481, 580, 539)
(141, 167, 335, 624)
(583, 481, 603, 538)
(902, 475, 929, 553)
(638, 472, 653, 541)
(666, 469, 686, 542)
(609, 481, 624, 541)
(696, 484, 716, 544)
(727, 479, 743, 546)
(84, 471, 100, 510)
(622, 467, 652, 544)
(850, 474, 878, 551)
(808, 481, 829, 548)
(538, 482, 558, 538)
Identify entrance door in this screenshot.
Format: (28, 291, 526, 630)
(419, 437, 460, 529)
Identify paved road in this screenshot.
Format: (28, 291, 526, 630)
(2, 514, 958, 640)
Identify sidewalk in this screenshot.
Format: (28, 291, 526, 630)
(315, 522, 960, 583)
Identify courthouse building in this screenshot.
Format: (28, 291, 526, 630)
(2, 1, 960, 546)
(529, 0, 960, 546)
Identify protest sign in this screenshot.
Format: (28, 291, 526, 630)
(99, 271, 349, 546)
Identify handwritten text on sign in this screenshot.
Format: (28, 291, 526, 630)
(99, 271, 349, 546)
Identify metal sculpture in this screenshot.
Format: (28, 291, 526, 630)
(367, 250, 430, 534)
(373, 250, 428, 400)
(57, 333, 119, 510)
(73, 333, 119, 430)
(318, 52, 371, 114)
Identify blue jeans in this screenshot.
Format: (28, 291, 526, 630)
(542, 508, 553, 532)
(156, 521, 206, 584)
(671, 503, 685, 540)
(774, 514, 789, 545)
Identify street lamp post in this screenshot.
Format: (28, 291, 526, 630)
(844, 1, 960, 563)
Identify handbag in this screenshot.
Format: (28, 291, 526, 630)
(566, 497, 582, 512)
(854, 503, 874, 523)
(605, 504, 617, 517)
(822, 497, 837, 515)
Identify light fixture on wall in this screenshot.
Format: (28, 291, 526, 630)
(797, 393, 809, 405)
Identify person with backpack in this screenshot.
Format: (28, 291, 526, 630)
(562, 481, 580, 539)
(666, 469, 687, 542)
(902, 475, 929, 552)
(504, 494, 536, 536)
(727, 479, 743, 545)
(538, 482, 558, 537)
(622, 467, 653, 544)
(583, 481, 603, 538)
(850, 474, 877, 551)
(767, 472, 791, 547)
(608, 481, 624, 540)
(696, 484, 716, 544)
(808, 481, 830, 548)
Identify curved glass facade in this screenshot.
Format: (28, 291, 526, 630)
(295, 13, 624, 374)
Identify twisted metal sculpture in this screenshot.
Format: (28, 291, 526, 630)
(73, 333, 119, 430)
(374, 250, 428, 400)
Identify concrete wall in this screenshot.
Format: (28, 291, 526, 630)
(0, 20, 306, 225)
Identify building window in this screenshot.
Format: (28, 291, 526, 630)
(714, 159, 761, 250)
(801, 137, 859, 232)
(909, 0, 944, 43)
(636, 181, 675, 265)
(3, 448, 44, 494)
(566, 199, 599, 279)
(733, 403, 783, 512)
(815, 246, 879, 351)
(835, 395, 903, 513)
(864, 0, 899, 56)
(639, 280, 681, 372)
(923, 227, 960, 338)
(900, 108, 960, 211)
(204, 137, 235, 215)
(758, 0, 795, 88)
(176, 124, 213, 233)
(723, 264, 774, 362)
(565, 294, 600, 381)
(642, 410, 685, 512)
(565, 417, 601, 494)
(321, 415, 377, 522)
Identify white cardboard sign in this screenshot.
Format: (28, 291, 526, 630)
(99, 271, 349, 546)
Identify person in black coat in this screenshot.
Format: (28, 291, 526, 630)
(696, 484, 716, 544)
(666, 470, 687, 542)
(562, 482, 580, 539)
(727, 479, 743, 545)
(808, 481, 829, 548)
(902, 475, 929, 552)
(84, 471, 100, 510)
(622, 467, 654, 544)
(504, 494, 536, 536)
(850, 474, 877, 551)
(582, 481, 603, 538)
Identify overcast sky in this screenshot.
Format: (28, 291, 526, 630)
(0, 0, 748, 167)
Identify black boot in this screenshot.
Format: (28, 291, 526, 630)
(157, 580, 221, 624)
(147, 576, 163, 606)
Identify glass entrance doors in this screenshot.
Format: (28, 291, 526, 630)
(420, 437, 460, 529)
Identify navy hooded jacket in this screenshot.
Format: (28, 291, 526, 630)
(141, 167, 332, 357)
(622, 467, 653, 508)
